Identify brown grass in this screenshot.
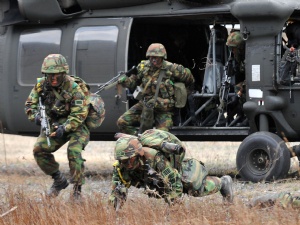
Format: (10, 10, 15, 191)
(0, 178, 300, 225)
(1, 134, 300, 224)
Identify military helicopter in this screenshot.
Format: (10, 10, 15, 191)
(1, 0, 300, 182)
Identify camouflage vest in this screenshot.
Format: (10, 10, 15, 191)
(38, 75, 105, 130)
(138, 60, 187, 108)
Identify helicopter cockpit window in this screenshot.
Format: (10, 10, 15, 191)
(17, 29, 62, 86)
(73, 26, 118, 85)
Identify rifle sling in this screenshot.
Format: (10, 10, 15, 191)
(51, 88, 65, 101)
(152, 69, 165, 104)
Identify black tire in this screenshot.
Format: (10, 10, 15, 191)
(236, 131, 290, 182)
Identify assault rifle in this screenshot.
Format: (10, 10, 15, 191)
(95, 66, 137, 94)
(215, 52, 233, 126)
(113, 182, 127, 212)
(38, 97, 51, 147)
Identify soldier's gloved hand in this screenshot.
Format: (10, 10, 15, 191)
(34, 114, 41, 126)
(108, 194, 116, 205)
(118, 74, 127, 84)
(55, 125, 65, 138)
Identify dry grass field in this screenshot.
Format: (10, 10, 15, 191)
(1, 133, 300, 224)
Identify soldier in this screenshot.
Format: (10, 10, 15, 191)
(24, 54, 90, 199)
(251, 192, 300, 209)
(109, 134, 234, 209)
(285, 22, 300, 158)
(117, 43, 195, 135)
(225, 31, 248, 126)
(279, 21, 300, 85)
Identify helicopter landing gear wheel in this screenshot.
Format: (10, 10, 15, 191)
(236, 131, 290, 182)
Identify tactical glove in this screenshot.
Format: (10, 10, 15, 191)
(125, 66, 137, 76)
(109, 187, 127, 211)
(118, 74, 127, 84)
(34, 114, 41, 126)
(55, 125, 65, 138)
(108, 194, 116, 205)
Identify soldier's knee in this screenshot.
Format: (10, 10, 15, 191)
(68, 152, 85, 163)
(117, 117, 125, 127)
(33, 146, 43, 156)
(117, 116, 128, 127)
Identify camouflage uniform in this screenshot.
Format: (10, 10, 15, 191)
(24, 54, 89, 197)
(226, 32, 247, 125)
(111, 147, 183, 202)
(117, 43, 195, 135)
(109, 134, 233, 207)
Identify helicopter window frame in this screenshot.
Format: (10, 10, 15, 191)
(17, 28, 62, 86)
(72, 26, 119, 85)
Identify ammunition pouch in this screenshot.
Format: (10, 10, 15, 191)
(51, 100, 70, 116)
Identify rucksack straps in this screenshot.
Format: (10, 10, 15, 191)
(51, 88, 65, 101)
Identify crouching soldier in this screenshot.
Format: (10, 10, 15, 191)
(108, 132, 234, 210)
(24, 54, 90, 200)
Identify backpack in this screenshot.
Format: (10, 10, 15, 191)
(173, 82, 187, 108)
(138, 129, 186, 171)
(71, 76, 105, 129)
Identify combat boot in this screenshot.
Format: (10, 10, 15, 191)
(73, 184, 82, 201)
(47, 171, 69, 197)
(220, 175, 234, 203)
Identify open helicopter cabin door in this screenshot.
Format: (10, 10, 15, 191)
(202, 25, 228, 95)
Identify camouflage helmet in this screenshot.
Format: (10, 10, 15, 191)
(146, 43, 167, 59)
(226, 31, 244, 47)
(41, 54, 69, 74)
(114, 136, 143, 160)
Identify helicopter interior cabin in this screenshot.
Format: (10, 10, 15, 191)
(126, 16, 240, 127)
